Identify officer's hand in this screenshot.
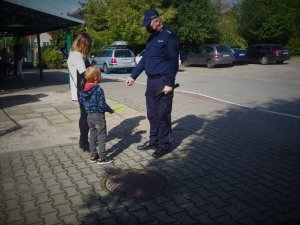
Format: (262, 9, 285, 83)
(126, 77, 135, 86)
(163, 85, 173, 95)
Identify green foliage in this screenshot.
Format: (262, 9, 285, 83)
(42, 46, 64, 69)
(285, 0, 300, 56)
(50, 26, 87, 52)
(287, 32, 300, 56)
(50, 30, 67, 50)
(238, 0, 300, 55)
(83, 0, 177, 53)
(177, 0, 219, 46)
(240, 0, 291, 44)
(218, 11, 247, 47)
(45, 0, 300, 56)
(0, 37, 13, 50)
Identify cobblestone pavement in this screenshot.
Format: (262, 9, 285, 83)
(0, 70, 299, 225)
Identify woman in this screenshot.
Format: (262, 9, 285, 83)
(67, 33, 92, 152)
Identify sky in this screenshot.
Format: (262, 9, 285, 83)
(7, 0, 87, 18)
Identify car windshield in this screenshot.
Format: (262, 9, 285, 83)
(216, 45, 232, 53)
(115, 50, 134, 58)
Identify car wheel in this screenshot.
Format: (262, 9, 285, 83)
(103, 64, 110, 73)
(207, 60, 215, 69)
(260, 56, 269, 65)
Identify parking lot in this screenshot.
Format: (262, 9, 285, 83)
(105, 57, 300, 118)
(0, 57, 299, 225)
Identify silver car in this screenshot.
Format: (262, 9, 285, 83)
(182, 44, 233, 68)
(91, 43, 136, 73)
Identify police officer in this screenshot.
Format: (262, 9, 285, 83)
(126, 9, 180, 158)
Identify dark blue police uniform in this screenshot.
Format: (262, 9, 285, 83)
(131, 26, 180, 150)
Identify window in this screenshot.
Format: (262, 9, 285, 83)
(216, 45, 231, 53)
(114, 50, 134, 58)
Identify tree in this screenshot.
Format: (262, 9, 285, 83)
(49, 30, 67, 50)
(239, 0, 291, 45)
(176, 0, 219, 46)
(218, 10, 247, 47)
(286, 0, 300, 55)
(83, 0, 177, 52)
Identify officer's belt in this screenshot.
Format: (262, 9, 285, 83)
(147, 74, 165, 79)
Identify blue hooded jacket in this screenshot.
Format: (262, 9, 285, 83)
(79, 85, 112, 114)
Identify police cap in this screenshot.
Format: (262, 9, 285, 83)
(141, 9, 159, 27)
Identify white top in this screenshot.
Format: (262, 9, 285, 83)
(67, 51, 87, 101)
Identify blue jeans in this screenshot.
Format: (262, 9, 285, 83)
(87, 113, 107, 157)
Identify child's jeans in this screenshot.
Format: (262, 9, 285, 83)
(87, 113, 107, 157)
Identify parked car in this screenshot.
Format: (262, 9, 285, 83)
(181, 44, 233, 69)
(90, 41, 136, 73)
(246, 44, 290, 65)
(230, 47, 248, 64)
(135, 49, 181, 66)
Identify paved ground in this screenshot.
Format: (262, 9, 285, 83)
(0, 69, 299, 225)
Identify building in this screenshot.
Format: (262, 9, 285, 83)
(27, 32, 52, 63)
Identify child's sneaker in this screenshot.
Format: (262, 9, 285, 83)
(97, 156, 114, 165)
(90, 153, 99, 163)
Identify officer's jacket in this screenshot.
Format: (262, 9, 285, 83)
(131, 26, 180, 87)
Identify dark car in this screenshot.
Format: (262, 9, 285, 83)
(181, 44, 233, 69)
(230, 47, 248, 64)
(246, 44, 290, 65)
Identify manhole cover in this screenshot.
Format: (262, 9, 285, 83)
(105, 169, 167, 198)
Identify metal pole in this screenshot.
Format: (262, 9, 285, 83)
(37, 33, 43, 81)
(66, 28, 71, 88)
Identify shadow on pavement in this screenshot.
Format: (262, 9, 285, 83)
(78, 98, 300, 224)
(0, 93, 48, 137)
(0, 70, 120, 95)
(0, 70, 68, 94)
(172, 114, 205, 149)
(0, 93, 48, 108)
(107, 116, 146, 159)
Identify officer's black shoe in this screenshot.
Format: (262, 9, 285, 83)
(152, 147, 171, 159)
(137, 141, 157, 151)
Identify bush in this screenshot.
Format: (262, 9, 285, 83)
(287, 33, 300, 56)
(42, 47, 64, 69)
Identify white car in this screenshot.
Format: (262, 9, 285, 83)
(135, 50, 181, 66)
(90, 41, 136, 73)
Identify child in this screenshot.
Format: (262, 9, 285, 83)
(79, 66, 114, 164)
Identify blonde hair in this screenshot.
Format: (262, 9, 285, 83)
(84, 66, 100, 82)
(71, 33, 92, 59)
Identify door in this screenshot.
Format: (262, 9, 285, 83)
(198, 46, 211, 65)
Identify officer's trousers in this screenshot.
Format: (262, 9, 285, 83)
(145, 76, 173, 150)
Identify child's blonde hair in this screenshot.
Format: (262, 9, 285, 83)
(84, 66, 101, 82)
